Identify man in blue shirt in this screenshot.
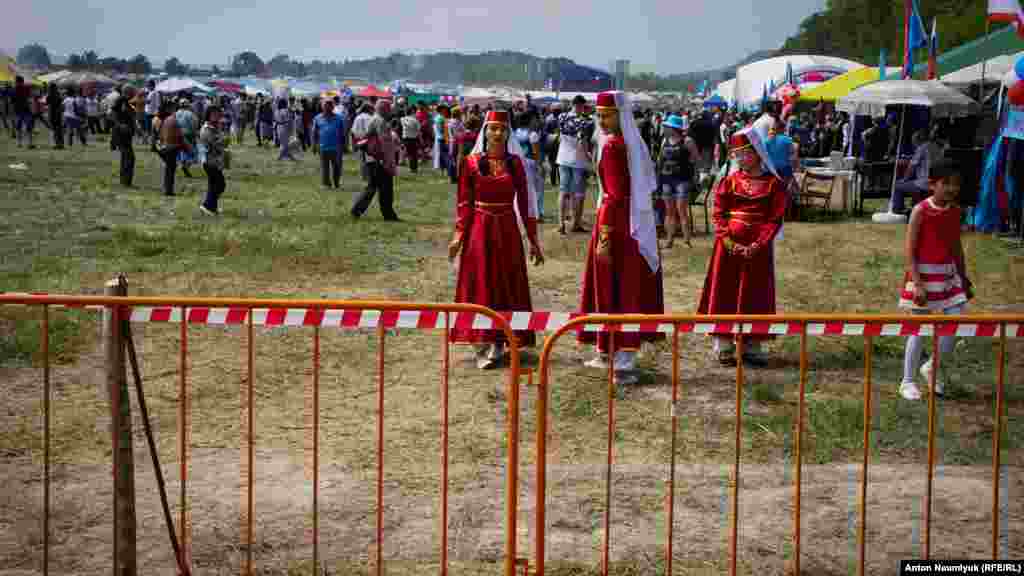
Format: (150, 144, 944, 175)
(313, 99, 346, 189)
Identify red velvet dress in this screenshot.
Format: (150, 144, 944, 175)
(451, 153, 538, 346)
(578, 134, 665, 353)
(697, 168, 788, 337)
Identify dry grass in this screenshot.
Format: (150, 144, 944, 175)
(2, 130, 1023, 575)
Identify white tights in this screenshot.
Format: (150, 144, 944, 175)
(902, 305, 964, 384)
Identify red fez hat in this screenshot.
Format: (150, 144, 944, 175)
(729, 132, 753, 152)
(484, 110, 509, 124)
(595, 91, 617, 109)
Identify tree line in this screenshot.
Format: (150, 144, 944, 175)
(14, 3, 998, 89)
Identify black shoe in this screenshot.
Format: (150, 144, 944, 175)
(742, 354, 769, 368)
(164, 192, 176, 197)
(350, 210, 362, 220)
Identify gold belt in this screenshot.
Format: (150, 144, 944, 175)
(474, 201, 515, 216)
(725, 211, 766, 223)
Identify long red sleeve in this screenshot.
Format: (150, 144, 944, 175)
(711, 177, 732, 241)
(597, 138, 630, 230)
(455, 155, 475, 239)
(751, 179, 788, 248)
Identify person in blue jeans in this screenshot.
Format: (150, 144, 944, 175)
(313, 99, 345, 189)
(556, 95, 595, 235)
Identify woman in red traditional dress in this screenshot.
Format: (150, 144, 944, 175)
(578, 91, 664, 385)
(448, 110, 544, 369)
(697, 128, 788, 367)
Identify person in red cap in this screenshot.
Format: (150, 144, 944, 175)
(698, 128, 788, 367)
(448, 109, 544, 369)
(577, 91, 664, 385)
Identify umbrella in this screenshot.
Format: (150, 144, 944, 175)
(838, 79, 979, 215)
(209, 80, 243, 93)
(154, 77, 212, 94)
(358, 84, 392, 99)
(36, 70, 73, 84)
(56, 71, 116, 88)
(836, 79, 979, 118)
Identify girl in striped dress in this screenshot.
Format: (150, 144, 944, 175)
(897, 158, 973, 401)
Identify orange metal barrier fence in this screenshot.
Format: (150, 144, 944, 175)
(534, 313, 1020, 576)
(0, 293, 525, 576)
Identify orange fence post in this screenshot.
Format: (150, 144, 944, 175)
(441, 313, 450, 576)
(666, 326, 680, 575)
(859, 336, 873, 576)
(506, 332, 522, 576)
(376, 323, 385, 576)
(179, 307, 190, 572)
(794, 325, 807, 576)
(243, 313, 254, 576)
(312, 326, 320, 574)
(41, 305, 50, 576)
(924, 331, 939, 558)
(729, 336, 744, 576)
(602, 334, 617, 576)
(992, 323, 1007, 558)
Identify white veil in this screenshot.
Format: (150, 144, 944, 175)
(470, 117, 538, 229)
(593, 91, 659, 273)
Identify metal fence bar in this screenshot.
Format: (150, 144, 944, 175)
(42, 305, 50, 576)
(376, 323, 385, 576)
(313, 326, 320, 574)
(179, 306, 190, 571)
(441, 313, 450, 576)
(993, 323, 1006, 558)
(924, 331, 939, 558)
(244, 314, 254, 576)
(729, 337, 745, 576)
(602, 335, 617, 576)
(794, 325, 807, 576)
(666, 326, 680, 575)
(505, 330, 522, 576)
(859, 336, 873, 576)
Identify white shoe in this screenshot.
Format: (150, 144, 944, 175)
(872, 211, 907, 224)
(899, 381, 922, 401)
(919, 360, 945, 396)
(584, 355, 609, 369)
(613, 351, 636, 372)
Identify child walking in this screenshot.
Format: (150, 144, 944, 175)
(897, 158, 973, 400)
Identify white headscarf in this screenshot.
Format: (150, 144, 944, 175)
(728, 125, 781, 180)
(471, 116, 538, 229)
(594, 91, 659, 273)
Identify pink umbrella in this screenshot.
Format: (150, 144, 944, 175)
(209, 80, 243, 93)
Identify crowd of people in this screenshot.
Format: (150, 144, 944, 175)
(3, 79, 974, 398)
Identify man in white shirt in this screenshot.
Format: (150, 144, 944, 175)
(351, 103, 375, 181)
(399, 108, 421, 173)
(144, 81, 161, 144)
(555, 95, 595, 235)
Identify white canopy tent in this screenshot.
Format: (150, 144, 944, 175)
(154, 77, 212, 94)
(734, 55, 865, 106)
(941, 51, 1024, 86)
(712, 79, 736, 104)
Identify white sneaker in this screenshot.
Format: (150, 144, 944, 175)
(919, 360, 945, 396)
(584, 355, 609, 369)
(899, 381, 922, 400)
(613, 351, 636, 372)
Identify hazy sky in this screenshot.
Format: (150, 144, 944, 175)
(3, 0, 827, 75)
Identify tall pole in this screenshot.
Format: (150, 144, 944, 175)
(104, 278, 137, 576)
(979, 20, 991, 103)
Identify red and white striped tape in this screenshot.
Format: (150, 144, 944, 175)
(1, 296, 1019, 337)
(124, 307, 1021, 337)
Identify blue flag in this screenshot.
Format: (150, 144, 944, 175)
(903, 0, 928, 78)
